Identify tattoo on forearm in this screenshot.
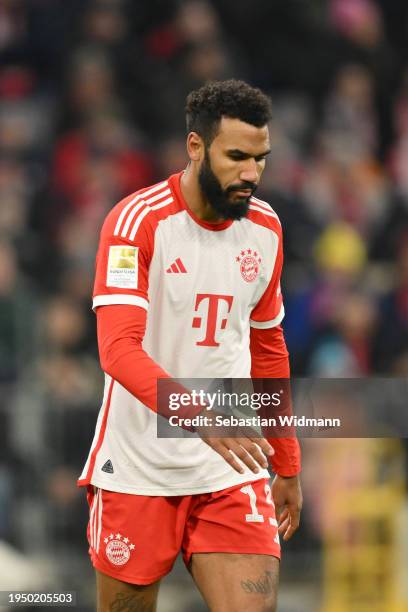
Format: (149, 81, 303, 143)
(241, 570, 276, 595)
(109, 592, 155, 612)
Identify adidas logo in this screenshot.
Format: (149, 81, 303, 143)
(166, 258, 187, 273)
(101, 459, 114, 474)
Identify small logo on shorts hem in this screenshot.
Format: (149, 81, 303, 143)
(101, 459, 114, 473)
(104, 532, 135, 566)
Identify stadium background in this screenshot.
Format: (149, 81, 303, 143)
(0, 0, 407, 610)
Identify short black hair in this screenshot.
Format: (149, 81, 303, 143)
(185, 79, 272, 145)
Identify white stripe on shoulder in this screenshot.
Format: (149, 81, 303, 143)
(114, 181, 168, 236)
(128, 196, 173, 241)
(114, 194, 140, 236)
(120, 199, 147, 237)
(151, 196, 173, 211)
(127, 206, 150, 241)
(249, 204, 280, 219)
(121, 187, 171, 238)
(251, 196, 272, 210)
(251, 197, 280, 220)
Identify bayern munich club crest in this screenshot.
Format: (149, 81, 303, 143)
(104, 532, 135, 566)
(236, 248, 262, 283)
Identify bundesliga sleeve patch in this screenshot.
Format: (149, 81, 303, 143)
(106, 246, 138, 289)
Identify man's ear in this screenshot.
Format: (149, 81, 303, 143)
(186, 131, 204, 162)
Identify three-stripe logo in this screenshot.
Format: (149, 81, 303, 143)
(166, 258, 187, 273)
(113, 181, 173, 241)
(249, 196, 280, 221)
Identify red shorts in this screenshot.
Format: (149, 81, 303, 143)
(86, 478, 280, 585)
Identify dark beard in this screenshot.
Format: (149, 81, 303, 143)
(198, 153, 257, 221)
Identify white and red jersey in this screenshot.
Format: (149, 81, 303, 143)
(78, 171, 291, 496)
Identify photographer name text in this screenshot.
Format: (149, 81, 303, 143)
(168, 414, 341, 429)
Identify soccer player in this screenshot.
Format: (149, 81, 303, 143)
(78, 79, 302, 612)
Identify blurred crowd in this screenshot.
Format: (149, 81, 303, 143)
(0, 0, 408, 604)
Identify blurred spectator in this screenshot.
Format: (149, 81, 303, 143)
(372, 238, 408, 372)
(0, 1, 27, 55)
(62, 48, 121, 129)
(42, 295, 93, 355)
(52, 111, 153, 211)
(20, 293, 102, 548)
(301, 148, 388, 233)
(308, 292, 378, 376)
(142, 0, 246, 137)
(82, 0, 128, 48)
(329, 0, 384, 49)
(0, 396, 32, 547)
(0, 160, 29, 241)
(285, 222, 369, 373)
(322, 63, 378, 155)
(389, 66, 408, 200)
(0, 240, 38, 382)
(175, 0, 222, 43)
(0, 65, 56, 166)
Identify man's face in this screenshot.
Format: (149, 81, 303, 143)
(198, 117, 270, 220)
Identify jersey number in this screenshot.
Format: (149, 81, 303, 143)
(240, 484, 277, 526)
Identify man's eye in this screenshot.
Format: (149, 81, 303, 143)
(255, 156, 266, 163)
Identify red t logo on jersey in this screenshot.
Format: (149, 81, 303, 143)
(192, 293, 234, 347)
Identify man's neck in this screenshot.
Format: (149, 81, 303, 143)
(180, 165, 225, 224)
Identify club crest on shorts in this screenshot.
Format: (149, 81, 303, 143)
(104, 532, 135, 566)
(236, 248, 262, 283)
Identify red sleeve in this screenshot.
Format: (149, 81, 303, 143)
(97, 304, 204, 424)
(250, 325, 301, 477)
(97, 304, 169, 412)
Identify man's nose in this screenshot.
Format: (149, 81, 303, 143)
(239, 159, 258, 184)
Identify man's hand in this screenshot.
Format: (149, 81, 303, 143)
(195, 412, 274, 474)
(272, 474, 302, 541)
